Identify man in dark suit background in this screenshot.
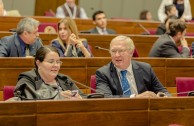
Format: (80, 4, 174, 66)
(149, 19, 190, 58)
(96, 35, 169, 98)
(0, 17, 42, 57)
(87, 10, 116, 35)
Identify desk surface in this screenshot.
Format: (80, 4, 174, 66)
(0, 97, 193, 126)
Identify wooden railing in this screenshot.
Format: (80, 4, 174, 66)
(0, 97, 194, 126)
(0, 32, 194, 57)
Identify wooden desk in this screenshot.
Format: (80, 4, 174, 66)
(1, 32, 194, 57)
(0, 98, 148, 126)
(0, 16, 160, 34)
(150, 97, 194, 126)
(1, 97, 194, 126)
(1, 16, 194, 35)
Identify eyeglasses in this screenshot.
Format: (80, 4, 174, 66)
(110, 49, 129, 55)
(44, 59, 63, 66)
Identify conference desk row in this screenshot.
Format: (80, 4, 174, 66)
(1, 16, 194, 35)
(0, 57, 194, 100)
(1, 97, 194, 126)
(0, 32, 194, 57)
(0, 16, 160, 34)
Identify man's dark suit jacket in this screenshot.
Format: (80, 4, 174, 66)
(0, 33, 42, 57)
(149, 34, 190, 58)
(87, 27, 116, 34)
(96, 60, 169, 96)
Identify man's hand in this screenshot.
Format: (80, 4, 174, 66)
(135, 91, 157, 98)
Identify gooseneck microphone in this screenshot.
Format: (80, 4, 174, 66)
(95, 46, 110, 52)
(170, 90, 194, 96)
(137, 23, 150, 35)
(70, 79, 105, 98)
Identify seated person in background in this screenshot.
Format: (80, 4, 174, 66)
(191, 42, 194, 57)
(86, 10, 116, 35)
(156, 15, 178, 35)
(149, 19, 190, 58)
(56, 0, 88, 19)
(158, 0, 192, 22)
(0, 17, 42, 57)
(0, 0, 20, 16)
(164, 4, 178, 18)
(139, 10, 153, 21)
(12, 46, 83, 100)
(96, 35, 169, 98)
(0, 0, 6, 16)
(51, 17, 92, 57)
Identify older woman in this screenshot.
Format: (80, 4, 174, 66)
(51, 17, 92, 57)
(13, 46, 83, 100)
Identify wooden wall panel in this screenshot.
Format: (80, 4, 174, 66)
(34, 0, 78, 16)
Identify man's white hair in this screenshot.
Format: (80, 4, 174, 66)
(110, 35, 135, 50)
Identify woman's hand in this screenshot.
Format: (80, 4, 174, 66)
(69, 33, 78, 45)
(60, 90, 82, 100)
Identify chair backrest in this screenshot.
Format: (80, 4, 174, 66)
(176, 77, 194, 96)
(178, 45, 192, 56)
(148, 29, 156, 35)
(90, 75, 96, 93)
(3, 86, 15, 101)
(44, 9, 56, 17)
(38, 22, 57, 33)
(133, 48, 139, 57)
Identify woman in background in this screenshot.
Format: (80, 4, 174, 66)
(139, 10, 153, 21)
(51, 17, 92, 57)
(158, 0, 192, 22)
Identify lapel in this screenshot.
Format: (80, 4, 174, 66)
(110, 62, 123, 95)
(94, 28, 99, 34)
(56, 74, 72, 90)
(29, 44, 36, 56)
(132, 60, 145, 94)
(14, 34, 23, 57)
(165, 34, 179, 52)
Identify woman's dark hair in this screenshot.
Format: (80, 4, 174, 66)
(34, 46, 59, 68)
(167, 19, 186, 37)
(139, 10, 149, 20)
(165, 4, 176, 15)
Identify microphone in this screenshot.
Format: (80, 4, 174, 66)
(70, 79, 105, 98)
(137, 23, 150, 35)
(79, 31, 91, 34)
(95, 46, 110, 52)
(170, 90, 194, 96)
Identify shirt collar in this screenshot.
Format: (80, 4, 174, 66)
(115, 63, 133, 75)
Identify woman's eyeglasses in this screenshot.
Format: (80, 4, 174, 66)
(44, 59, 63, 65)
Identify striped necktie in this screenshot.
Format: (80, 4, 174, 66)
(120, 70, 131, 95)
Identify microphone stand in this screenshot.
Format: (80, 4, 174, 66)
(71, 79, 104, 98)
(95, 46, 110, 52)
